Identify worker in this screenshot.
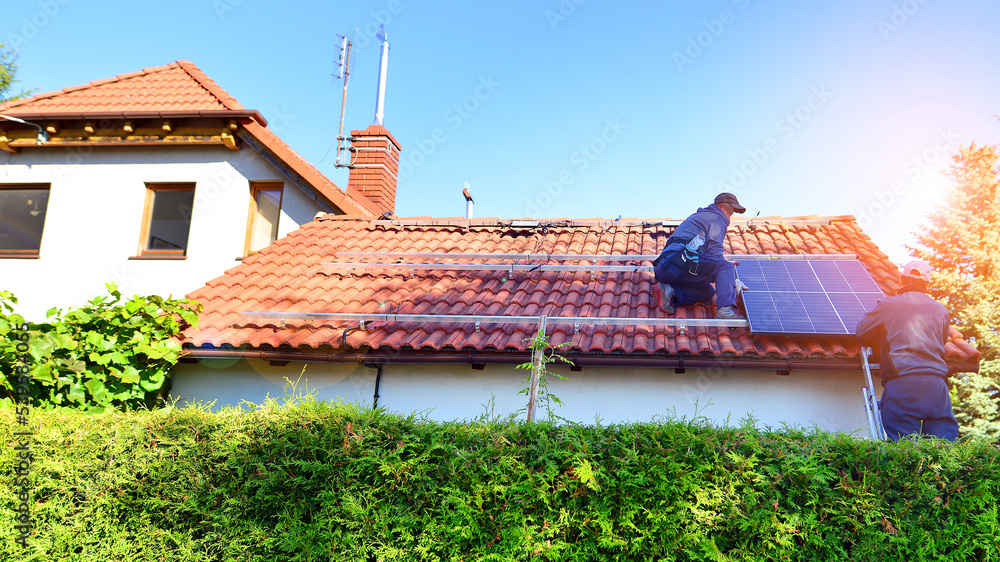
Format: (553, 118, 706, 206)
(653, 193, 745, 319)
(855, 260, 959, 441)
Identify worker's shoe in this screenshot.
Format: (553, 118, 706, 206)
(656, 283, 675, 314)
(715, 305, 743, 320)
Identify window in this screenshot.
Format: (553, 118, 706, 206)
(138, 183, 196, 257)
(0, 184, 50, 257)
(244, 183, 283, 255)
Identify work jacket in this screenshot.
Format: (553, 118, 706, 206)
(666, 204, 730, 260)
(855, 289, 950, 386)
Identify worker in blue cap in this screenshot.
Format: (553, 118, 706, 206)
(653, 193, 746, 320)
(855, 260, 959, 441)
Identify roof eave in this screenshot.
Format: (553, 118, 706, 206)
(0, 109, 267, 126)
(179, 347, 980, 374)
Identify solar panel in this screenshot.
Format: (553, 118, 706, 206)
(738, 260, 885, 336)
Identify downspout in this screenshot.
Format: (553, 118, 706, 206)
(372, 364, 383, 408)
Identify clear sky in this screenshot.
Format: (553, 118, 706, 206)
(4, 0, 999, 264)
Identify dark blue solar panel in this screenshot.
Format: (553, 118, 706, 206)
(743, 291, 782, 333)
(758, 261, 795, 291)
(811, 261, 852, 292)
(837, 261, 882, 292)
(798, 292, 847, 334)
(736, 260, 766, 289)
(737, 259, 885, 336)
(785, 261, 824, 291)
(856, 292, 883, 311)
(827, 293, 868, 334)
(771, 292, 814, 333)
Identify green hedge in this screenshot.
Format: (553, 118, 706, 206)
(2, 397, 999, 561)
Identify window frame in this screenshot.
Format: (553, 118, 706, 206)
(136, 183, 196, 259)
(0, 183, 51, 259)
(243, 182, 284, 256)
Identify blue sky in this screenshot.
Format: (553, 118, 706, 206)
(4, 0, 999, 263)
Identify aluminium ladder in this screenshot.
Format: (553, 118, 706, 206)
(860, 346, 887, 440)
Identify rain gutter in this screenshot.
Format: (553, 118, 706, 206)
(176, 348, 974, 374)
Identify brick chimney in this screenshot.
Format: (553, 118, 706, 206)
(347, 124, 401, 216)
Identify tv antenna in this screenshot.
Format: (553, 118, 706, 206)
(334, 33, 352, 167)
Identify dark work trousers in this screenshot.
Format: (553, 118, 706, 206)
(653, 244, 738, 308)
(880, 374, 959, 441)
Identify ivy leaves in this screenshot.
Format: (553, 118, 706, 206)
(0, 282, 201, 411)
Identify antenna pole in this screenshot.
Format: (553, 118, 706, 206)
(335, 35, 352, 167)
(373, 25, 390, 125)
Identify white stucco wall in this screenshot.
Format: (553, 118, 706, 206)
(0, 145, 326, 320)
(170, 359, 878, 436)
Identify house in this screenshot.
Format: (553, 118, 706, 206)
(0, 60, 396, 320)
(171, 214, 981, 433)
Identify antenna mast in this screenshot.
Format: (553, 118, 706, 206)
(334, 34, 352, 167)
(373, 24, 390, 125)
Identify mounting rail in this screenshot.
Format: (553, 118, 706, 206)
(330, 252, 858, 261)
(322, 262, 654, 273)
(321, 253, 859, 273)
(240, 312, 749, 329)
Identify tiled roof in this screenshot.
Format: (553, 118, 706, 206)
(180, 216, 981, 372)
(0, 61, 377, 216)
(0, 60, 241, 114)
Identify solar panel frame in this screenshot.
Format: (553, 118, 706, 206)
(738, 259, 886, 336)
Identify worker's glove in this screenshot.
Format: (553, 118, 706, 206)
(736, 279, 750, 293)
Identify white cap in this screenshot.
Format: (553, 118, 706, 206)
(901, 260, 932, 282)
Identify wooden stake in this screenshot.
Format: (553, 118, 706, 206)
(526, 314, 547, 423)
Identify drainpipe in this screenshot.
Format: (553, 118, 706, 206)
(372, 365, 383, 408)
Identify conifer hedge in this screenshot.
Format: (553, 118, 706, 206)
(2, 397, 999, 561)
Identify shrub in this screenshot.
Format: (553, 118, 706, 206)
(1, 398, 998, 561)
(0, 283, 200, 411)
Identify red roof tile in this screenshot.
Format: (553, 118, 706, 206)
(1, 60, 377, 216)
(1, 61, 240, 114)
(180, 216, 981, 372)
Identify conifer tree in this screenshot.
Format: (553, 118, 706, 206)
(1, 44, 31, 103)
(909, 143, 1000, 441)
